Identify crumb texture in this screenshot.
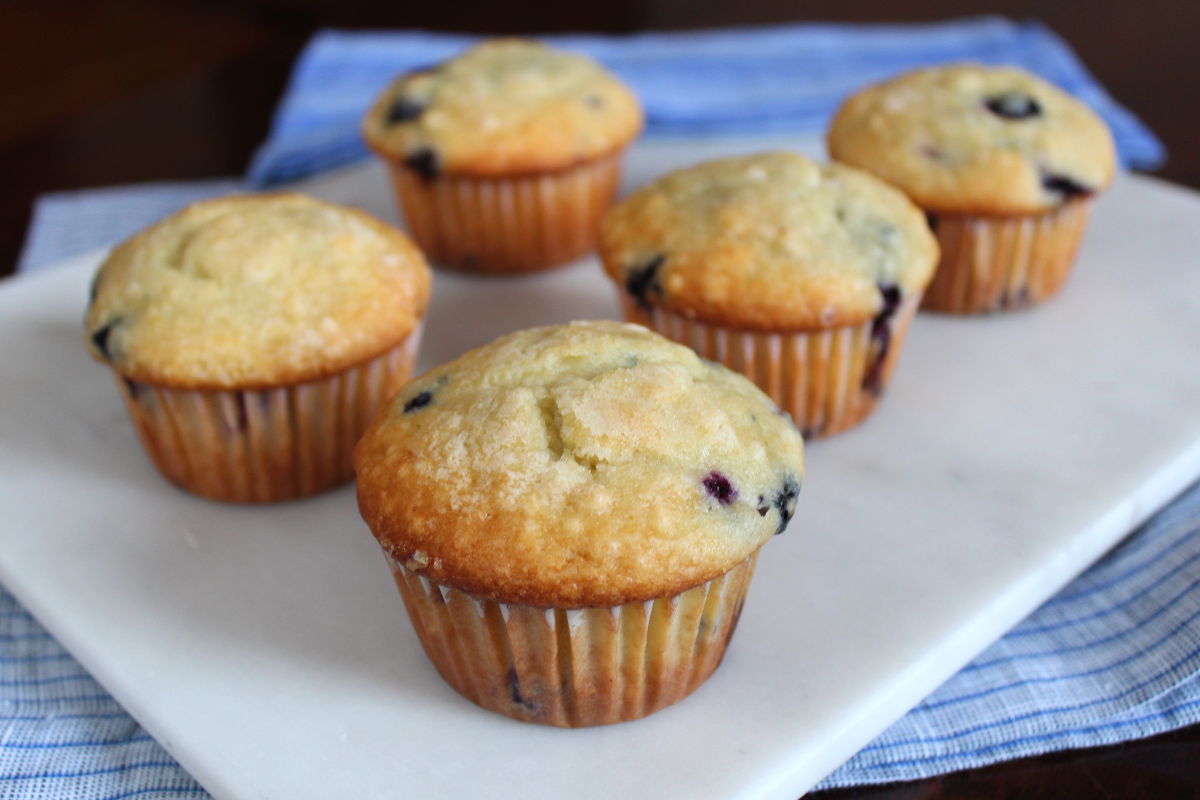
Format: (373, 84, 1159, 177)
(362, 39, 643, 174)
(85, 193, 431, 388)
(827, 64, 1116, 214)
(599, 152, 938, 330)
(354, 321, 805, 606)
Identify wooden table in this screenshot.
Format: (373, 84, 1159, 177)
(2, 1, 1197, 796)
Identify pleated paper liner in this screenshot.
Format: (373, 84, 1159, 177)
(386, 549, 760, 727)
(385, 152, 623, 274)
(922, 198, 1093, 314)
(618, 295, 921, 439)
(112, 328, 422, 503)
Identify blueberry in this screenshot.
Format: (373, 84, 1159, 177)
(405, 148, 440, 180)
(919, 144, 946, 162)
(772, 476, 801, 535)
(756, 495, 769, 517)
(984, 92, 1042, 120)
(90, 317, 123, 362)
(385, 96, 426, 126)
(228, 394, 249, 435)
(702, 471, 738, 505)
(862, 283, 902, 396)
(506, 667, 534, 709)
(625, 254, 665, 312)
(1041, 171, 1093, 201)
(403, 390, 433, 413)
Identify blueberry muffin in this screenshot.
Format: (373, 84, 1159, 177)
(828, 64, 1116, 313)
(353, 320, 804, 726)
(363, 39, 643, 273)
(599, 152, 938, 438)
(85, 193, 432, 502)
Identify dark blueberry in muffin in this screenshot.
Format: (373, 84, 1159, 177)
(772, 476, 801, 535)
(227, 393, 249, 435)
(919, 144, 946, 162)
(90, 317, 123, 362)
(506, 667, 534, 709)
(625, 254, 665, 312)
(403, 390, 434, 413)
(863, 283, 902, 396)
(1041, 171, 1094, 201)
(702, 471, 738, 505)
(405, 148, 440, 180)
(756, 495, 769, 517)
(984, 92, 1042, 120)
(385, 96, 426, 126)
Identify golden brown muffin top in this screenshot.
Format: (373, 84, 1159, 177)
(85, 193, 431, 389)
(827, 64, 1116, 215)
(599, 152, 938, 331)
(354, 321, 805, 607)
(361, 39, 643, 176)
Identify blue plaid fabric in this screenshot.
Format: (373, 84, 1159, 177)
(8, 19, 1194, 800)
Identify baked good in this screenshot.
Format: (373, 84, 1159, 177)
(85, 192, 432, 502)
(353, 320, 804, 726)
(362, 38, 643, 273)
(827, 63, 1116, 312)
(598, 151, 938, 438)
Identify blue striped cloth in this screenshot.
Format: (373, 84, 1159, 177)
(8, 19, 1195, 800)
(247, 17, 1163, 187)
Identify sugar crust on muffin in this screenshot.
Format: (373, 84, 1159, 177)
(354, 320, 805, 607)
(362, 39, 643, 176)
(85, 193, 431, 389)
(827, 64, 1116, 215)
(599, 152, 938, 330)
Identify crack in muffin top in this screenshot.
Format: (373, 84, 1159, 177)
(353, 321, 805, 607)
(85, 193, 431, 388)
(362, 39, 643, 176)
(827, 64, 1116, 214)
(599, 152, 938, 330)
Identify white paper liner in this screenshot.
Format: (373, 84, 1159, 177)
(923, 198, 1093, 313)
(113, 327, 421, 502)
(619, 295, 921, 438)
(384, 549, 760, 727)
(387, 153, 623, 273)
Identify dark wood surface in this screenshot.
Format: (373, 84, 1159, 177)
(3, 1, 1198, 796)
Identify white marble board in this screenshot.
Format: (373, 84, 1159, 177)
(2, 137, 1200, 800)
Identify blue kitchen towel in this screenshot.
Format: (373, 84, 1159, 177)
(247, 17, 1164, 187)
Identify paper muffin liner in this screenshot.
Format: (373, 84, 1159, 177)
(618, 294, 921, 439)
(111, 327, 422, 503)
(922, 198, 1093, 314)
(384, 152, 624, 274)
(384, 548, 760, 727)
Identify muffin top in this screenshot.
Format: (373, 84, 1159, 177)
(362, 39, 643, 176)
(827, 64, 1117, 215)
(354, 321, 805, 607)
(85, 193, 432, 389)
(599, 152, 938, 331)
